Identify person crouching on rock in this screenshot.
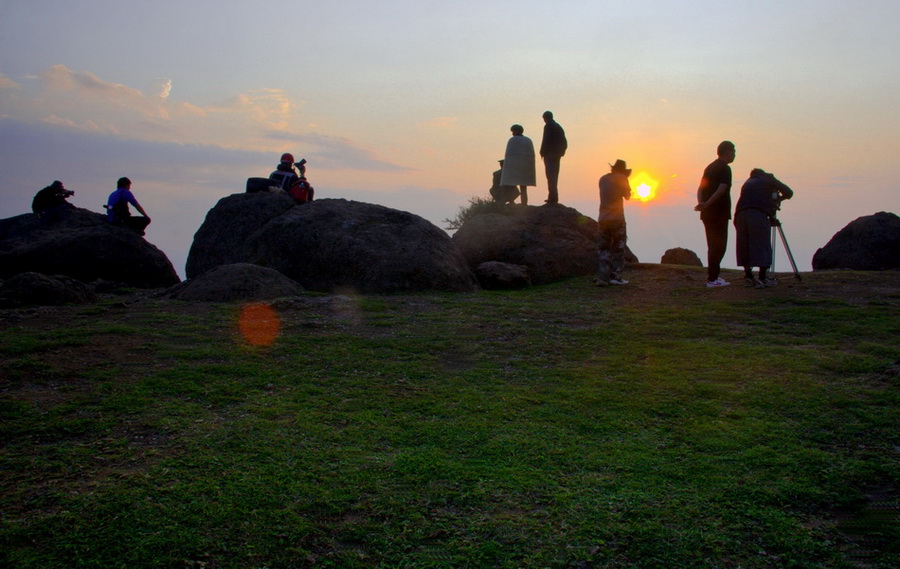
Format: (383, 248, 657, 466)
(32, 180, 75, 224)
(105, 177, 151, 236)
(270, 153, 314, 202)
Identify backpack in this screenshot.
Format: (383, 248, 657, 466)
(289, 179, 313, 203)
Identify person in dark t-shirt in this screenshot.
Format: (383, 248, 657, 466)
(695, 140, 736, 287)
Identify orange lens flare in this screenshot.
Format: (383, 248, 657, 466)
(238, 302, 281, 347)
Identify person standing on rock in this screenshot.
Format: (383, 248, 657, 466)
(540, 110, 567, 204)
(500, 124, 536, 206)
(695, 140, 736, 288)
(106, 177, 151, 236)
(596, 160, 633, 286)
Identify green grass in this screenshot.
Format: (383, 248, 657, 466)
(0, 271, 897, 568)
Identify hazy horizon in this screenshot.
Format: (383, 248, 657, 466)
(2, 1, 898, 279)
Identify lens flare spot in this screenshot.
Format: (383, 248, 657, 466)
(238, 302, 280, 347)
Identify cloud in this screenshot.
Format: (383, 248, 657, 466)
(0, 74, 20, 90)
(264, 131, 412, 173)
(0, 65, 413, 176)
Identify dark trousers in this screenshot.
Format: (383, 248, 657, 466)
(543, 156, 561, 203)
(115, 216, 151, 236)
(597, 219, 627, 283)
(703, 217, 729, 281)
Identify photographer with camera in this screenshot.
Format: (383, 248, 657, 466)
(734, 168, 793, 288)
(269, 153, 314, 203)
(31, 180, 75, 223)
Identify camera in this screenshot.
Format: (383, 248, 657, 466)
(295, 158, 307, 175)
(62, 189, 74, 197)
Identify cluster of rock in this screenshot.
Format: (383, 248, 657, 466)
(186, 194, 478, 294)
(0, 207, 180, 306)
(1, 188, 896, 307)
(452, 203, 638, 286)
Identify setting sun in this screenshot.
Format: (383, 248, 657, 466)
(630, 171, 658, 202)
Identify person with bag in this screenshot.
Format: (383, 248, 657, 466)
(269, 153, 314, 202)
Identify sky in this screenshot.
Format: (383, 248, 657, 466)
(2, 0, 898, 280)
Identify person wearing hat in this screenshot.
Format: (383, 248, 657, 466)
(269, 153, 314, 202)
(270, 152, 301, 191)
(106, 177, 151, 235)
(695, 140, 736, 288)
(489, 159, 520, 204)
(540, 110, 567, 204)
(499, 124, 536, 205)
(596, 159, 633, 286)
(31, 180, 75, 223)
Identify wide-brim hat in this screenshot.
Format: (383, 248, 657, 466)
(610, 159, 632, 176)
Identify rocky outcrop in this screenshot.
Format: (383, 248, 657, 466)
(475, 261, 531, 290)
(661, 247, 702, 266)
(186, 194, 478, 294)
(0, 272, 97, 308)
(0, 208, 180, 288)
(452, 204, 638, 285)
(812, 212, 900, 271)
(165, 263, 304, 302)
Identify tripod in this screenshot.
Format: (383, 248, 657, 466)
(770, 215, 802, 282)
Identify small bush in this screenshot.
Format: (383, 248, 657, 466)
(443, 196, 506, 230)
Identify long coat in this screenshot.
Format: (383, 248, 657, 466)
(500, 135, 536, 187)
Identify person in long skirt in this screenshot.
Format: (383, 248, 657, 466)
(734, 168, 793, 287)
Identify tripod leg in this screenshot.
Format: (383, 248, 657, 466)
(776, 224, 802, 282)
(771, 226, 777, 273)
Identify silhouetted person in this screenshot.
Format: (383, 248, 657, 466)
(695, 140, 736, 287)
(106, 177, 151, 236)
(489, 160, 520, 204)
(31, 180, 74, 223)
(540, 110, 567, 204)
(499, 124, 536, 205)
(269, 152, 314, 202)
(734, 168, 793, 288)
(596, 160, 632, 286)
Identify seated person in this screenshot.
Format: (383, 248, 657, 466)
(32, 180, 75, 222)
(106, 177, 151, 235)
(489, 160, 520, 204)
(270, 153, 314, 202)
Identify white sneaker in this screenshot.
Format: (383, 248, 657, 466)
(706, 278, 731, 288)
(610, 279, 629, 285)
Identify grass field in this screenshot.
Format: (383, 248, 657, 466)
(1, 266, 898, 568)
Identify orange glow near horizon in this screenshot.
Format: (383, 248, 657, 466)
(630, 171, 659, 202)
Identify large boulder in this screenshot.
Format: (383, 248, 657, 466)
(0, 208, 180, 288)
(475, 261, 531, 290)
(166, 263, 304, 302)
(0, 272, 97, 308)
(187, 194, 478, 294)
(812, 212, 900, 271)
(451, 204, 638, 285)
(661, 247, 703, 266)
